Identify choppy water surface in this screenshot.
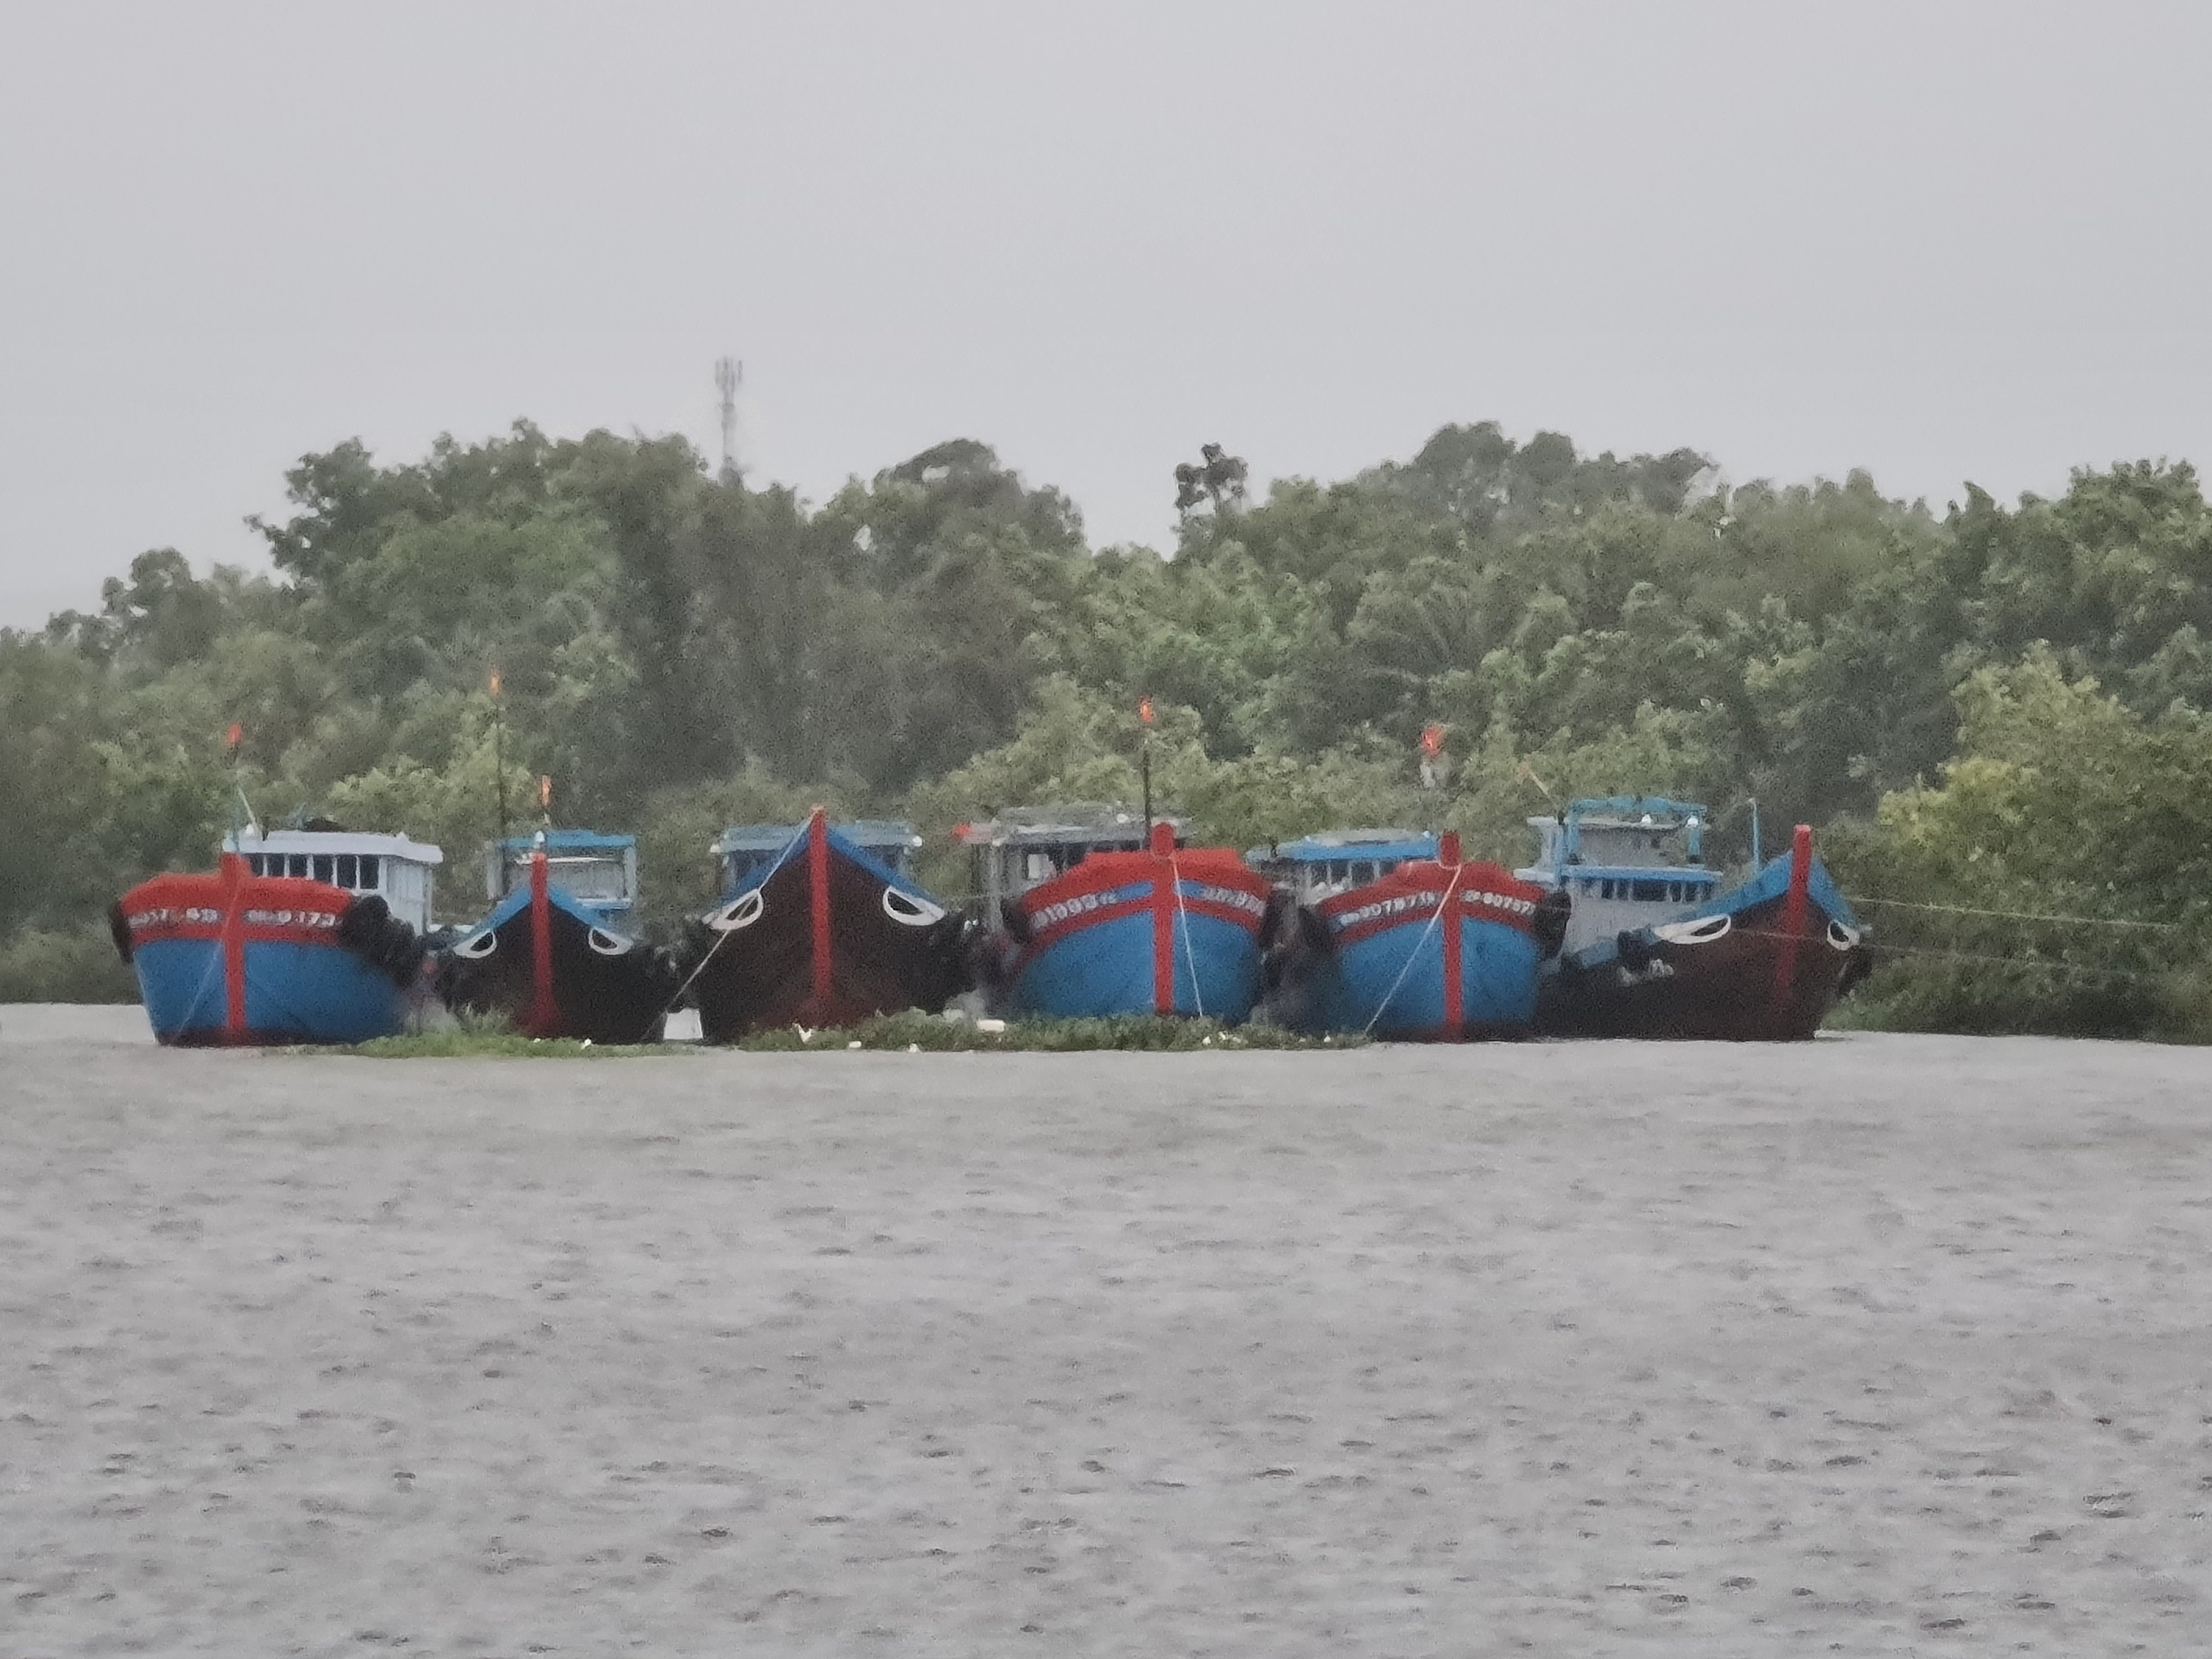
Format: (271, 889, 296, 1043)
(4, 1016, 2209, 1652)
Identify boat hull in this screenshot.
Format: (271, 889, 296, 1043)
(1274, 861, 1558, 1039)
(437, 856, 676, 1043)
(999, 842, 1272, 1021)
(1535, 828, 1870, 1041)
(683, 813, 973, 1041)
(115, 868, 416, 1046)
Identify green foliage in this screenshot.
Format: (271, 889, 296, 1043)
(1835, 653, 2212, 1039)
(0, 921, 136, 1003)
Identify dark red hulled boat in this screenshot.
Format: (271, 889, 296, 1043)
(1521, 799, 1870, 1040)
(435, 832, 678, 1044)
(677, 810, 973, 1040)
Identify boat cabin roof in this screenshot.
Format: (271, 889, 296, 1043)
(956, 804, 1185, 850)
(1557, 795, 1708, 830)
(494, 830, 634, 855)
(1262, 830, 1439, 865)
(226, 827, 443, 866)
(714, 820, 922, 857)
(1525, 794, 1712, 874)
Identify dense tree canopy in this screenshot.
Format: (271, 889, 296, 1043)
(7, 416, 2209, 1033)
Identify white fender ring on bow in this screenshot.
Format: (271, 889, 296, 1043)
(707, 889, 766, 932)
(881, 887, 946, 927)
(1652, 913, 1732, 947)
(1827, 919, 1862, 950)
(587, 927, 633, 957)
(451, 929, 498, 958)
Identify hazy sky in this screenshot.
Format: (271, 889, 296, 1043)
(3, 1, 2207, 626)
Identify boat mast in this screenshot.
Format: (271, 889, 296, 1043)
(1139, 695, 1155, 834)
(224, 721, 257, 854)
(491, 669, 510, 849)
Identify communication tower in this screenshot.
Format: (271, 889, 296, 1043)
(714, 356, 743, 483)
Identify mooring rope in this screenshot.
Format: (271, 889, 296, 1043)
(655, 827, 815, 1027)
(1848, 894, 2178, 931)
(1724, 923, 2158, 985)
(1167, 852, 1205, 1020)
(180, 930, 229, 1033)
(1360, 868, 1459, 1036)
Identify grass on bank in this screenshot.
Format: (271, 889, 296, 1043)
(339, 1030, 683, 1058)
(734, 1011, 1367, 1052)
(320, 1009, 1368, 1057)
(316, 1007, 678, 1059)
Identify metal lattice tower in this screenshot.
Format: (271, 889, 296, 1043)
(714, 357, 743, 482)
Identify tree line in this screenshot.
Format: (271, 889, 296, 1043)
(6, 419, 2209, 1036)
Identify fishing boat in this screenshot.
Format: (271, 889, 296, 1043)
(677, 810, 973, 1040)
(963, 807, 1275, 1021)
(111, 825, 443, 1046)
(435, 829, 678, 1043)
(1255, 830, 1566, 1039)
(1518, 796, 1871, 1040)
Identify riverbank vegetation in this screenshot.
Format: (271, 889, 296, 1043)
(8, 421, 2209, 1036)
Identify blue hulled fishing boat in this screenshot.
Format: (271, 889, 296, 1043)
(1518, 797, 1871, 1039)
(963, 807, 1275, 1021)
(1256, 830, 1566, 1039)
(112, 826, 443, 1046)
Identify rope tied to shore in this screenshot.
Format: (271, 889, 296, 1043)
(1361, 863, 1460, 1037)
(1847, 894, 2179, 931)
(1727, 923, 2163, 985)
(1166, 850, 1205, 1021)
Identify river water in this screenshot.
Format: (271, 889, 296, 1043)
(3, 1014, 2206, 1652)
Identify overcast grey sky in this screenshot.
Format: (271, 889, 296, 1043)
(3, 1, 2206, 626)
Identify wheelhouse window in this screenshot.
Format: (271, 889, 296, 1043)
(288, 855, 310, 878)
(554, 855, 631, 906)
(313, 855, 335, 883)
(336, 855, 358, 887)
(358, 855, 380, 889)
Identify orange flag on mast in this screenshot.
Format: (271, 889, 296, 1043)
(1419, 723, 1447, 789)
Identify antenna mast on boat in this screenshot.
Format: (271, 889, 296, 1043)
(490, 668, 509, 848)
(715, 357, 744, 485)
(225, 721, 257, 848)
(1138, 695, 1156, 833)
